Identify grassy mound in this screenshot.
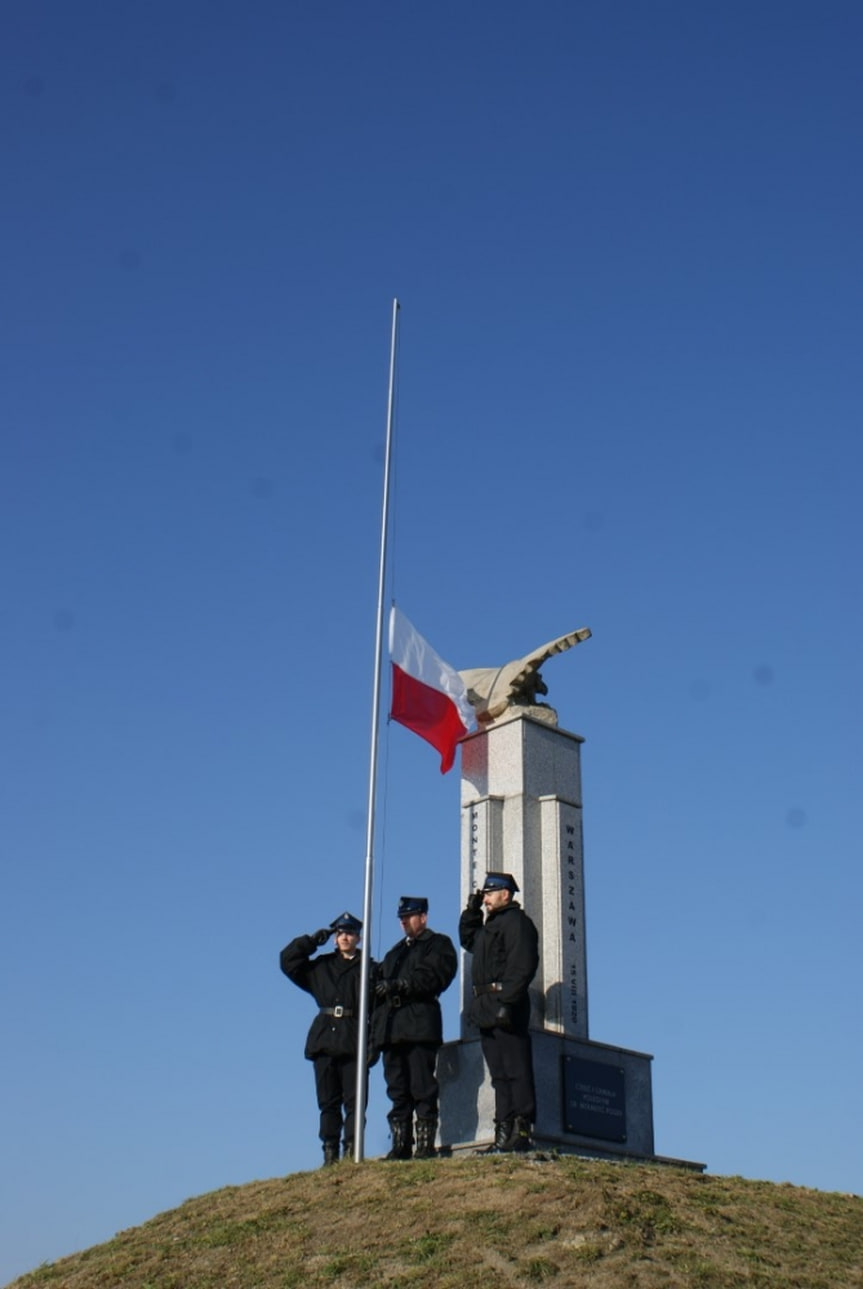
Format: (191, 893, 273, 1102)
(8, 1154, 862, 1288)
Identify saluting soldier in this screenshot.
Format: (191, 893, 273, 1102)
(459, 872, 539, 1153)
(371, 896, 457, 1160)
(279, 911, 371, 1166)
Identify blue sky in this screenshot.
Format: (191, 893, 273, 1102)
(2, 1, 861, 1281)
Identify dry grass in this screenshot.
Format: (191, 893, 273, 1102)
(7, 1155, 863, 1289)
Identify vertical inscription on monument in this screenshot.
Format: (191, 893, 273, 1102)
(564, 817, 580, 1031)
(539, 794, 588, 1039)
(462, 796, 505, 896)
(558, 800, 587, 1037)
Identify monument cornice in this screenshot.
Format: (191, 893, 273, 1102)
(461, 710, 585, 745)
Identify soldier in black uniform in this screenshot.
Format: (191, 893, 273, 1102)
(371, 895, 457, 1160)
(459, 871, 539, 1152)
(280, 911, 370, 1165)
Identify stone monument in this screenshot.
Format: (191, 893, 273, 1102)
(437, 629, 703, 1169)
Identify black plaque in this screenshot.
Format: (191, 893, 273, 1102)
(562, 1056, 626, 1142)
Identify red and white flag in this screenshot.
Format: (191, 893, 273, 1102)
(388, 606, 476, 774)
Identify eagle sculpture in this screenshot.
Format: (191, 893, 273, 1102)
(459, 627, 592, 725)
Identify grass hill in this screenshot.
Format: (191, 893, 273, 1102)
(7, 1154, 862, 1289)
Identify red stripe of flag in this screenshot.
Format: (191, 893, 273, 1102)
(390, 663, 470, 774)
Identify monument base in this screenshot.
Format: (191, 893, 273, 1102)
(438, 1032, 705, 1172)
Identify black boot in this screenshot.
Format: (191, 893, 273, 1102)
(414, 1117, 438, 1159)
(481, 1118, 514, 1154)
(507, 1116, 533, 1152)
(322, 1139, 340, 1167)
(385, 1119, 413, 1160)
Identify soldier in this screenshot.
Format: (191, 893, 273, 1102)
(459, 872, 539, 1153)
(371, 896, 457, 1160)
(279, 911, 370, 1166)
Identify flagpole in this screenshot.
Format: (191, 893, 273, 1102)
(353, 297, 400, 1162)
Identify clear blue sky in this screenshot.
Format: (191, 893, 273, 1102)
(2, 1, 861, 1281)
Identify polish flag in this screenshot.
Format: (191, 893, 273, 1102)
(388, 606, 476, 774)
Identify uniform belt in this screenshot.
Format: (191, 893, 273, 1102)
(473, 982, 503, 997)
(320, 1006, 354, 1018)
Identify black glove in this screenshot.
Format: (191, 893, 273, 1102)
(375, 978, 408, 1000)
(493, 1003, 513, 1030)
(313, 927, 331, 946)
(467, 890, 484, 913)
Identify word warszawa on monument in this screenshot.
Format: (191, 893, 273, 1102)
(437, 628, 703, 1169)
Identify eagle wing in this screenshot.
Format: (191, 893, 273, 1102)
(459, 627, 591, 722)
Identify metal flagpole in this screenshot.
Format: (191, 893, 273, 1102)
(353, 297, 400, 1162)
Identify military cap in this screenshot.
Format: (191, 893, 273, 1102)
(480, 872, 519, 894)
(397, 895, 428, 917)
(330, 911, 363, 933)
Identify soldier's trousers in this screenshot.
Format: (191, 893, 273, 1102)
(480, 1023, 536, 1123)
(313, 1054, 360, 1143)
(382, 1042, 440, 1123)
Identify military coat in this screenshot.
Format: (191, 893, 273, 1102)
(458, 901, 539, 1030)
(370, 928, 457, 1051)
(280, 935, 371, 1060)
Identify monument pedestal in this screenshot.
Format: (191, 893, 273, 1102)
(438, 711, 703, 1170)
(439, 1032, 656, 1159)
